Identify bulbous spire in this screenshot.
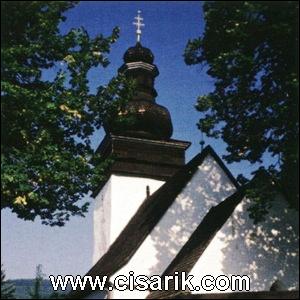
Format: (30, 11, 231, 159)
(105, 11, 173, 140)
(124, 42, 154, 64)
(105, 41, 173, 140)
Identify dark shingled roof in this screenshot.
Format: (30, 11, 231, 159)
(69, 145, 239, 299)
(147, 187, 246, 299)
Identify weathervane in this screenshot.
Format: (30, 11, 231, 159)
(133, 10, 144, 43)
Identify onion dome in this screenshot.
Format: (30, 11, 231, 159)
(124, 42, 154, 64)
(106, 100, 173, 140)
(106, 41, 173, 141)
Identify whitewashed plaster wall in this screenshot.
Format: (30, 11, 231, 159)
(93, 175, 165, 264)
(111, 154, 237, 299)
(189, 194, 299, 293)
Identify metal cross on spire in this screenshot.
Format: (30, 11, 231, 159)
(133, 10, 145, 43)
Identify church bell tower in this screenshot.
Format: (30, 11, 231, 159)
(93, 11, 190, 263)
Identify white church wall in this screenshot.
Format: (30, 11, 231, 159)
(111, 154, 237, 299)
(189, 194, 299, 293)
(93, 179, 112, 265)
(93, 175, 164, 264)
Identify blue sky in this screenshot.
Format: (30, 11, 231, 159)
(1, 1, 266, 279)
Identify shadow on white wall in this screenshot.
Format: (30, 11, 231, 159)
(148, 155, 235, 275)
(189, 194, 299, 293)
(111, 154, 236, 298)
(219, 196, 299, 290)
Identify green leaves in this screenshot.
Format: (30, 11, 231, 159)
(1, 266, 15, 299)
(1, 1, 129, 226)
(185, 1, 299, 220)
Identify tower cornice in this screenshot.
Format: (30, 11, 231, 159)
(118, 61, 159, 77)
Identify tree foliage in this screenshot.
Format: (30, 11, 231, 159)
(1, 1, 134, 225)
(1, 266, 15, 299)
(184, 1, 299, 220)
